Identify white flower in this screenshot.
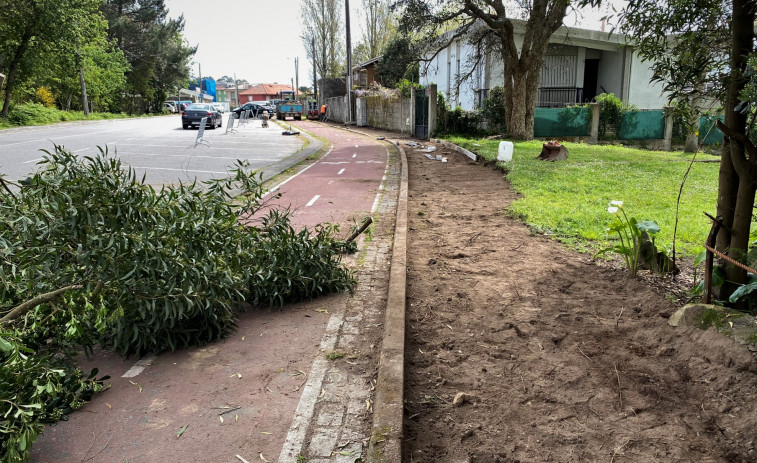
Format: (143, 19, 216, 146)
(609, 200, 624, 207)
(608, 206, 619, 213)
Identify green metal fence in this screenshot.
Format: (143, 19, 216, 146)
(618, 110, 665, 140)
(698, 115, 723, 146)
(533, 106, 590, 138)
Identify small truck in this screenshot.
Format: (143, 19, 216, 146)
(276, 101, 303, 120)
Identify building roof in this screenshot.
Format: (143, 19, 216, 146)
(239, 83, 294, 96)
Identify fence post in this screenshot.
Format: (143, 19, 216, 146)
(588, 103, 599, 144)
(428, 84, 438, 138)
(410, 86, 416, 136)
(663, 106, 674, 151)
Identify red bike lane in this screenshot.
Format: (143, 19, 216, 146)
(28, 122, 391, 463)
(261, 121, 388, 229)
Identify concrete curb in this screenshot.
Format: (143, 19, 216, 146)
(367, 141, 407, 462)
(435, 138, 477, 161)
(288, 121, 409, 461)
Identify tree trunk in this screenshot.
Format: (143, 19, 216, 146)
(508, 72, 529, 139)
(1, 32, 33, 118)
(684, 132, 698, 153)
(715, 0, 755, 300)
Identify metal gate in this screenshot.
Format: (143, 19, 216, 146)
(415, 89, 429, 139)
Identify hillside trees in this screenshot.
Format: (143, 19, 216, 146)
(0, 0, 113, 118)
(620, 0, 757, 300)
(100, 0, 195, 113)
(393, 0, 598, 140)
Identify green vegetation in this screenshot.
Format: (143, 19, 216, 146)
(325, 351, 346, 360)
(0, 146, 356, 461)
(3, 103, 133, 127)
(444, 137, 717, 256)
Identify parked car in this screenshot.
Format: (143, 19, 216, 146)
(181, 103, 222, 129)
(231, 102, 273, 119)
(211, 103, 225, 113)
(163, 102, 178, 113)
(256, 101, 275, 113)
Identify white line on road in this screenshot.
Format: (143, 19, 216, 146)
(305, 195, 320, 207)
(0, 130, 112, 148)
(263, 147, 334, 198)
(22, 158, 42, 164)
(117, 151, 278, 161)
(337, 168, 345, 175)
(122, 355, 157, 378)
(352, 153, 357, 158)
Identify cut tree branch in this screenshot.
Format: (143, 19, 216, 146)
(1, 285, 83, 325)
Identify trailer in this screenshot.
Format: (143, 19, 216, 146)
(276, 101, 303, 120)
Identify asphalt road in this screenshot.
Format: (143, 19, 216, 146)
(0, 114, 303, 184)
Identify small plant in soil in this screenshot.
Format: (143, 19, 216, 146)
(325, 351, 345, 360)
(597, 201, 661, 277)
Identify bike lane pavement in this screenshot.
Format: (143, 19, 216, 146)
(29, 122, 399, 463)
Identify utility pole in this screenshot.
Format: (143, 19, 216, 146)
(198, 63, 202, 102)
(295, 57, 299, 100)
(345, 0, 353, 123)
(234, 72, 239, 107)
(291, 78, 295, 100)
(312, 38, 318, 104)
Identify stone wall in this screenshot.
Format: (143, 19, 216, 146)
(362, 96, 413, 135)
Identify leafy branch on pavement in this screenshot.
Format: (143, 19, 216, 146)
(0, 145, 356, 462)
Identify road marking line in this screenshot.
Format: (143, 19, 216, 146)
(73, 147, 90, 152)
(371, 145, 391, 213)
(306, 195, 320, 207)
(22, 158, 42, 164)
(263, 146, 334, 198)
(117, 152, 276, 161)
(352, 153, 357, 158)
(0, 130, 111, 148)
(122, 355, 157, 378)
(277, 314, 342, 462)
(337, 168, 345, 175)
(328, 180, 334, 184)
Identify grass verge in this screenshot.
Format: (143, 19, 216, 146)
(444, 137, 719, 256)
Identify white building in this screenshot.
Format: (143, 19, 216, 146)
(420, 20, 667, 111)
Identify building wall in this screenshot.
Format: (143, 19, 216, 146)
(363, 96, 413, 133)
(627, 54, 667, 109)
(595, 48, 624, 98)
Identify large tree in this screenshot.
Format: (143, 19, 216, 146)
(354, 0, 397, 64)
(0, 0, 105, 118)
(301, 0, 345, 81)
(394, 0, 597, 139)
(620, 0, 756, 300)
(100, 0, 195, 113)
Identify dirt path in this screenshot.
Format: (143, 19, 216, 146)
(401, 141, 757, 462)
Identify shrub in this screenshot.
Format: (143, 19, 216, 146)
(436, 93, 483, 136)
(594, 93, 624, 138)
(7, 103, 59, 126)
(34, 87, 56, 108)
(481, 86, 506, 133)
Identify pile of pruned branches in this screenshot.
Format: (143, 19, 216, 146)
(0, 146, 356, 462)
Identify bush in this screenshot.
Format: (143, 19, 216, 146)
(7, 103, 59, 125)
(481, 86, 506, 133)
(34, 87, 55, 108)
(436, 93, 484, 136)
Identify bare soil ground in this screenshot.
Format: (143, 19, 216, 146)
(401, 142, 757, 462)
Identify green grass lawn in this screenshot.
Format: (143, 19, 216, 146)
(444, 137, 719, 256)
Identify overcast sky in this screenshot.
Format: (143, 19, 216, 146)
(163, 1, 623, 87)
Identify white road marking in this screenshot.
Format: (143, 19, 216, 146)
(305, 195, 320, 207)
(371, 145, 391, 213)
(22, 158, 43, 164)
(352, 153, 357, 158)
(0, 130, 111, 148)
(337, 168, 345, 175)
(118, 151, 277, 161)
(122, 355, 157, 378)
(263, 147, 334, 198)
(277, 315, 342, 462)
(328, 180, 334, 184)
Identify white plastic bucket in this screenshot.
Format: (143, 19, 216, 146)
(497, 141, 513, 162)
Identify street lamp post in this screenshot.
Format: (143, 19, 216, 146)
(345, 0, 353, 123)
